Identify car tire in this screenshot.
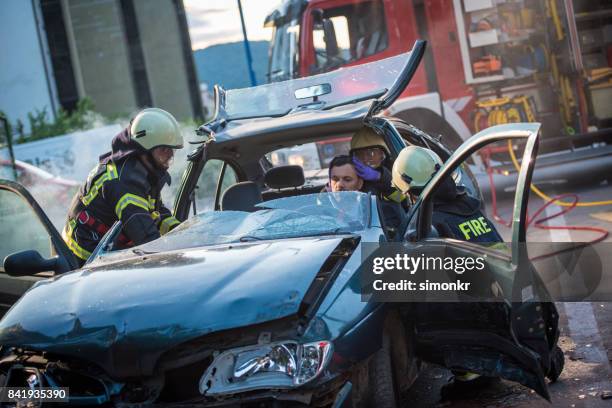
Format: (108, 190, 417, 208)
(547, 345, 564, 382)
(350, 312, 414, 408)
(368, 334, 398, 408)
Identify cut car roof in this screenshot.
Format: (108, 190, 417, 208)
(208, 99, 370, 155)
(200, 42, 426, 158)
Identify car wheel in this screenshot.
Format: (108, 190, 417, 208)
(547, 345, 564, 382)
(368, 334, 398, 408)
(350, 312, 415, 408)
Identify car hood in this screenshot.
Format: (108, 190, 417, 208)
(0, 237, 345, 377)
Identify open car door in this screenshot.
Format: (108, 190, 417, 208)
(398, 123, 558, 400)
(0, 179, 79, 317)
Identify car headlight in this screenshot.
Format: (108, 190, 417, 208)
(199, 340, 333, 396)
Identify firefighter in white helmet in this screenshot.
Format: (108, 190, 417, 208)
(63, 108, 183, 265)
(392, 146, 502, 243)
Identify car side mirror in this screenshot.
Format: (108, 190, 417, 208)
(3, 250, 63, 276)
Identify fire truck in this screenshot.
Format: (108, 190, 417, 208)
(264, 0, 612, 155)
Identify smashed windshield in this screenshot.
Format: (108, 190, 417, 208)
(137, 192, 369, 253)
(224, 50, 412, 120)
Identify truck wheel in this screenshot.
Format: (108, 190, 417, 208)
(547, 345, 564, 382)
(368, 334, 398, 408)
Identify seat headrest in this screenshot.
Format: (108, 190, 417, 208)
(264, 165, 305, 189)
(221, 181, 262, 212)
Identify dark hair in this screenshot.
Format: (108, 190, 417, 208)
(328, 155, 353, 178)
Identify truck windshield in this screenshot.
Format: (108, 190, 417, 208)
(269, 20, 300, 82)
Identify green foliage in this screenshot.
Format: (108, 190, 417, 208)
(21, 98, 99, 143)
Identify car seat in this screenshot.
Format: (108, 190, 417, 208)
(221, 181, 263, 212)
(261, 165, 308, 200)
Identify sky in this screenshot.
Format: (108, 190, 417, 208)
(183, 0, 279, 50)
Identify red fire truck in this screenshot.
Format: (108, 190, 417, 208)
(264, 0, 612, 154)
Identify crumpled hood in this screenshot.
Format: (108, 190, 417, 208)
(0, 237, 345, 377)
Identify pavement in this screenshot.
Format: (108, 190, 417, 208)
(401, 164, 612, 407)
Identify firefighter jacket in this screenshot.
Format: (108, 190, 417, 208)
(362, 165, 393, 197)
(62, 128, 180, 263)
(431, 176, 502, 243)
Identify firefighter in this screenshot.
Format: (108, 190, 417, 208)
(349, 126, 399, 199)
(391, 145, 503, 398)
(62, 108, 183, 265)
(391, 145, 502, 243)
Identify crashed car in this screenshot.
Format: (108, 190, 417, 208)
(0, 41, 562, 407)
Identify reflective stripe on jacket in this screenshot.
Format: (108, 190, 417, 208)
(63, 155, 178, 262)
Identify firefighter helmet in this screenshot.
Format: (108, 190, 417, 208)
(392, 146, 443, 194)
(130, 108, 183, 150)
(350, 126, 389, 153)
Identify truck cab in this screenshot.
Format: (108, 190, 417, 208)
(265, 0, 475, 149)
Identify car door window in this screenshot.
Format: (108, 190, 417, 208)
(0, 187, 53, 263)
(403, 124, 540, 250)
(193, 160, 238, 213)
(398, 124, 542, 315)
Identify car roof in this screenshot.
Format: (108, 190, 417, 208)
(206, 99, 371, 158)
(200, 47, 425, 156)
(197, 41, 426, 163)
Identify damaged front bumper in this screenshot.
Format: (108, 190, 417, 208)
(0, 346, 354, 408)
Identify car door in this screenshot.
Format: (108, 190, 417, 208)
(0, 179, 79, 317)
(397, 123, 556, 400)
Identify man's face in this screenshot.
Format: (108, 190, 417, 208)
(150, 146, 175, 170)
(330, 164, 363, 192)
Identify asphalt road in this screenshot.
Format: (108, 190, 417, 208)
(402, 168, 612, 407)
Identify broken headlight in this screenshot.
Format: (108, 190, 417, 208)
(199, 340, 332, 396)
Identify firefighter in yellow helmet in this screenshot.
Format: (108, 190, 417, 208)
(349, 126, 397, 199)
(62, 108, 183, 265)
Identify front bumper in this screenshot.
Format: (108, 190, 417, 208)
(155, 379, 353, 408)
